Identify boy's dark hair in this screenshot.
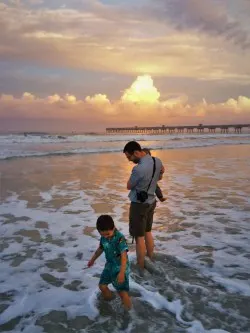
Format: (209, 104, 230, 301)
(123, 141, 142, 154)
(96, 215, 115, 231)
(142, 148, 151, 156)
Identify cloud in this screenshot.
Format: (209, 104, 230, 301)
(22, 92, 35, 100)
(223, 95, 250, 112)
(161, 95, 188, 109)
(85, 93, 115, 114)
(1, 94, 14, 101)
(156, 0, 250, 49)
(47, 94, 61, 103)
(64, 94, 77, 104)
(1, 76, 250, 132)
(121, 75, 160, 104)
(0, 1, 249, 82)
(85, 94, 110, 105)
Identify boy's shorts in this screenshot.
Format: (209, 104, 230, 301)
(99, 263, 129, 292)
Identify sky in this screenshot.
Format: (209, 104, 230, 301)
(0, 0, 250, 133)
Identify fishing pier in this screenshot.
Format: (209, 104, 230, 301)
(106, 124, 250, 135)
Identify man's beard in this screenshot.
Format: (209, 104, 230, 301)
(132, 157, 140, 164)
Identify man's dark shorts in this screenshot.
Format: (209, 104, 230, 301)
(129, 200, 157, 237)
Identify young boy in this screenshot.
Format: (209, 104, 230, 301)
(142, 148, 167, 202)
(87, 215, 132, 310)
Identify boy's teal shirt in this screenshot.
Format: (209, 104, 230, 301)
(100, 229, 129, 268)
(99, 229, 130, 291)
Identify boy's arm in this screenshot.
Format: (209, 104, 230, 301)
(88, 246, 103, 267)
(117, 251, 127, 284)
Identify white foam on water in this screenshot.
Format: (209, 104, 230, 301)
(9, 326, 44, 333)
(151, 150, 250, 312)
(1, 133, 250, 143)
(0, 189, 223, 333)
(187, 325, 230, 333)
(1, 133, 250, 159)
(210, 274, 250, 295)
(130, 279, 183, 314)
(1, 145, 250, 332)
(39, 190, 53, 202)
(0, 194, 100, 328)
(0, 287, 99, 323)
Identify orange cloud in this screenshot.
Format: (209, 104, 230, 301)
(64, 94, 77, 104)
(22, 92, 36, 101)
(0, 76, 250, 132)
(47, 94, 61, 103)
(85, 94, 110, 105)
(121, 75, 160, 104)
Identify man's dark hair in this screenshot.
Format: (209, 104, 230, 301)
(123, 141, 142, 154)
(96, 215, 115, 231)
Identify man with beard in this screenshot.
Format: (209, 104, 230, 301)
(123, 141, 164, 275)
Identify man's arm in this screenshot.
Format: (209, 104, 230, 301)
(127, 180, 132, 190)
(127, 167, 141, 190)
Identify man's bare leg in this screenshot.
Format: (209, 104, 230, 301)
(145, 231, 154, 261)
(99, 284, 113, 300)
(118, 291, 132, 310)
(136, 236, 146, 269)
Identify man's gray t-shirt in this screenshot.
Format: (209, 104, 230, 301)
(128, 154, 163, 204)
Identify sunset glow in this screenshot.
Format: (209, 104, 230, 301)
(121, 75, 160, 104)
(0, 0, 249, 132)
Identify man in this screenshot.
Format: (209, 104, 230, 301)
(123, 141, 164, 274)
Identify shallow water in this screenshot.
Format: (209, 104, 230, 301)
(0, 145, 250, 333)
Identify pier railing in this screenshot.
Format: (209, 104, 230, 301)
(106, 124, 250, 134)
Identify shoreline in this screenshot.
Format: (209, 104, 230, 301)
(1, 142, 250, 162)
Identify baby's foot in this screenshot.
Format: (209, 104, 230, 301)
(159, 197, 167, 202)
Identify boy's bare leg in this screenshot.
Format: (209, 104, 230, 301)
(135, 236, 146, 269)
(99, 284, 113, 300)
(118, 291, 132, 310)
(145, 231, 154, 261)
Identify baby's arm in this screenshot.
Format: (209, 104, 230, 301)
(88, 246, 103, 267)
(159, 165, 165, 180)
(155, 184, 167, 202)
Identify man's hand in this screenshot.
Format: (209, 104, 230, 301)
(117, 271, 125, 284)
(87, 258, 95, 268)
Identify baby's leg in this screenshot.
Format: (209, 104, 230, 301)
(99, 284, 113, 301)
(118, 291, 132, 310)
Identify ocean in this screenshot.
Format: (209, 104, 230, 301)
(0, 132, 250, 333)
